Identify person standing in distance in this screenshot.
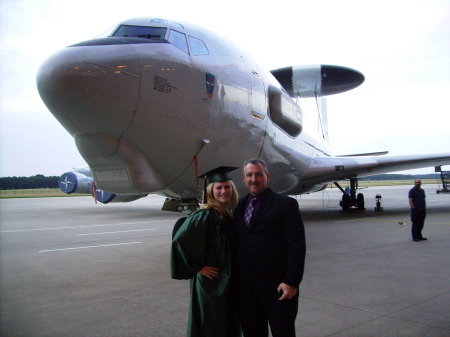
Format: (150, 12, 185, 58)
(234, 158, 306, 337)
(409, 179, 427, 242)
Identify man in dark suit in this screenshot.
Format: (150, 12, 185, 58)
(409, 179, 427, 242)
(234, 158, 306, 337)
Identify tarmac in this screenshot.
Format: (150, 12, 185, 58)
(1, 184, 449, 336)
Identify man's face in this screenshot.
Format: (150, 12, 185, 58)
(243, 163, 270, 196)
(414, 180, 422, 188)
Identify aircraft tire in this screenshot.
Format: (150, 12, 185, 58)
(341, 194, 350, 210)
(357, 193, 365, 210)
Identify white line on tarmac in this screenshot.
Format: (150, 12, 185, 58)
(38, 242, 142, 253)
(2, 221, 172, 233)
(77, 228, 158, 236)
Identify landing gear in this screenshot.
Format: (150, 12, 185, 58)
(357, 192, 365, 209)
(334, 177, 366, 211)
(162, 198, 199, 213)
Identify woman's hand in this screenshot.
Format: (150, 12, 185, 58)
(199, 266, 219, 280)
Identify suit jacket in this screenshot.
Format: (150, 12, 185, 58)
(234, 188, 306, 300)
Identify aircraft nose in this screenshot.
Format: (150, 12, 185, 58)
(37, 42, 141, 137)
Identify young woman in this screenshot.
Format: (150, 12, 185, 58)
(171, 167, 240, 337)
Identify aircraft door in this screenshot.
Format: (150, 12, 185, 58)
(246, 57, 266, 120)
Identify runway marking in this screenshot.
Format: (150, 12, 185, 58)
(77, 228, 158, 236)
(38, 242, 142, 253)
(1, 221, 173, 233)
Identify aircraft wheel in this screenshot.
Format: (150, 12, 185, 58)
(341, 194, 350, 210)
(357, 193, 365, 210)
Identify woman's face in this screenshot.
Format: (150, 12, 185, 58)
(212, 181, 233, 205)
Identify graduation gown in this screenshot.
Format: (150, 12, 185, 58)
(171, 209, 239, 337)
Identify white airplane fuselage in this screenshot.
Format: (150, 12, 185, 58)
(37, 18, 333, 198)
(37, 17, 450, 205)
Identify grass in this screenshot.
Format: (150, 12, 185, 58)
(0, 188, 90, 198)
(0, 179, 441, 199)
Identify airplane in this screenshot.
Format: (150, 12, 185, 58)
(37, 17, 450, 211)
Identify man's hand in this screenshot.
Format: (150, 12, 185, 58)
(277, 283, 297, 300)
(199, 266, 219, 280)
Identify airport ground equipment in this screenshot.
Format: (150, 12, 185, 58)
(435, 166, 449, 194)
(374, 194, 383, 211)
(334, 178, 365, 210)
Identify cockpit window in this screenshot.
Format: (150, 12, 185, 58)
(172, 22, 184, 29)
(168, 30, 189, 54)
(112, 25, 167, 39)
(96, 25, 118, 38)
(150, 19, 168, 24)
(189, 36, 209, 55)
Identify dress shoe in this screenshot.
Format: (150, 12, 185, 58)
(413, 239, 420, 242)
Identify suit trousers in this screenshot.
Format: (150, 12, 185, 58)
(411, 209, 426, 240)
(238, 293, 298, 337)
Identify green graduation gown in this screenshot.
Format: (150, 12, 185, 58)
(171, 209, 239, 337)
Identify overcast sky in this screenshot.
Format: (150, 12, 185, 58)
(1, 0, 449, 177)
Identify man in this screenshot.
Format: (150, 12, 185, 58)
(409, 179, 427, 242)
(234, 158, 306, 337)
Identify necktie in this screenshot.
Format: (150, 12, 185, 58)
(244, 197, 257, 228)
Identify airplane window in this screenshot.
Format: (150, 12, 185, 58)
(95, 25, 118, 38)
(112, 25, 167, 39)
(150, 19, 168, 24)
(172, 22, 184, 29)
(168, 30, 190, 54)
(188, 36, 209, 56)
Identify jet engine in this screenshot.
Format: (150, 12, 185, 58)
(58, 169, 147, 204)
(58, 170, 92, 194)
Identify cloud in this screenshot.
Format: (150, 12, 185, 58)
(0, 0, 449, 176)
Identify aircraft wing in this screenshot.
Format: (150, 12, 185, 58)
(301, 152, 450, 185)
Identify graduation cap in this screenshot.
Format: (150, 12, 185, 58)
(197, 166, 238, 203)
(198, 166, 238, 183)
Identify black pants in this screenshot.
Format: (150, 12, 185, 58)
(238, 293, 298, 337)
(411, 209, 426, 240)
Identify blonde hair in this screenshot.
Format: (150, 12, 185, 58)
(200, 180, 238, 215)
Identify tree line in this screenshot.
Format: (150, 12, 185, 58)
(0, 173, 440, 190)
(0, 175, 59, 189)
